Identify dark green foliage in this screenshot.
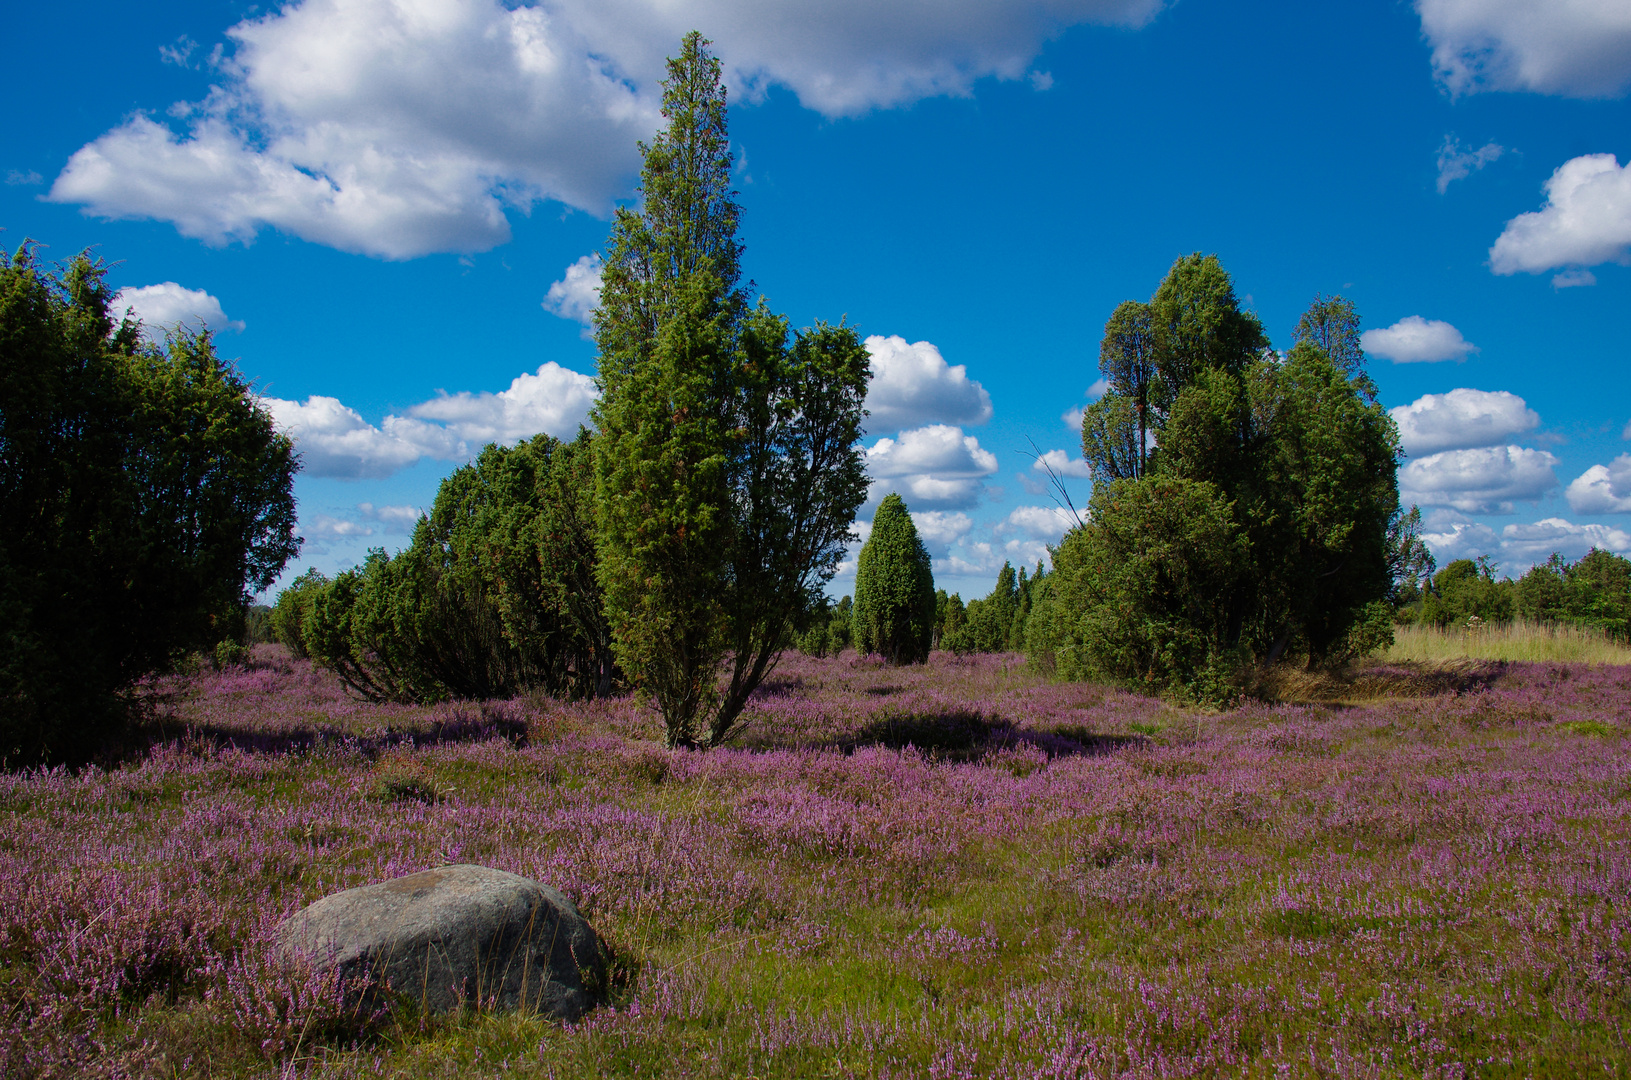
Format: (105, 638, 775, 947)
(933, 590, 966, 650)
(1514, 549, 1631, 637)
(852, 494, 936, 665)
(243, 605, 274, 646)
(592, 34, 869, 746)
(946, 562, 1048, 655)
(1417, 557, 1515, 628)
(302, 433, 618, 703)
(1081, 254, 1270, 482)
(1291, 293, 1369, 384)
(1044, 261, 1400, 699)
(829, 595, 854, 654)
(1517, 555, 1604, 631)
(1050, 477, 1250, 702)
(271, 568, 328, 658)
(795, 595, 859, 658)
(0, 246, 299, 762)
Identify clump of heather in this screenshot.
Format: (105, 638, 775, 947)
(2, 648, 1627, 1077)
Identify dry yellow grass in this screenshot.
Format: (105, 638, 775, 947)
(1384, 618, 1631, 665)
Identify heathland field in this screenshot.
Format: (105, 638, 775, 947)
(4, 648, 1629, 1078)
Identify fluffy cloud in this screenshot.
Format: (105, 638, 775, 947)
(563, 0, 1163, 117)
(862, 335, 992, 434)
(542, 253, 602, 327)
(51, 0, 1163, 258)
(1418, 0, 1631, 98)
(1389, 388, 1539, 456)
(1031, 448, 1093, 478)
(1501, 518, 1631, 562)
(112, 282, 244, 343)
(262, 395, 464, 479)
(51, 0, 655, 258)
(1399, 445, 1559, 514)
(358, 502, 423, 532)
(408, 361, 597, 445)
(909, 510, 973, 554)
(1360, 316, 1479, 363)
(1566, 454, 1631, 513)
(1489, 154, 1631, 276)
(1421, 517, 1499, 562)
(864, 424, 997, 510)
(304, 513, 375, 540)
(263, 361, 596, 479)
(1436, 135, 1504, 193)
(999, 504, 1078, 541)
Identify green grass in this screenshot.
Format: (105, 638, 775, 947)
(1385, 618, 1631, 665)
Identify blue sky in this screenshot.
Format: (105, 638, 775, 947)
(5, 0, 1630, 602)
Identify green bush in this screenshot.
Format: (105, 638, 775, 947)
(0, 246, 298, 763)
(852, 494, 936, 665)
(305, 432, 619, 704)
(270, 569, 328, 658)
(1050, 476, 1250, 704)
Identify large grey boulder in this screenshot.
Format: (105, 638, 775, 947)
(275, 864, 605, 1018)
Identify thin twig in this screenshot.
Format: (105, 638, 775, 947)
(1017, 438, 1085, 530)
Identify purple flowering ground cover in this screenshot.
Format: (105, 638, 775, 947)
(3, 649, 1630, 1077)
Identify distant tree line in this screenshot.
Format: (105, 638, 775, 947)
(1395, 549, 1631, 638)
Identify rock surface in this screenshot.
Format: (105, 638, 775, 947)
(275, 864, 604, 1018)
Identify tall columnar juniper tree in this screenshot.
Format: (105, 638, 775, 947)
(852, 494, 937, 665)
(593, 33, 870, 747)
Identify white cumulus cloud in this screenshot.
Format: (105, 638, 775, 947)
(862, 335, 992, 435)
(542, 253, 602, 328)
(358, 502, 423, 532)
(1389, 388, 1539, 456)
(1421, 516, 1499, 562)
(1501, 517, 1631, 562)
(51, 0, 1164, 259)
(263, 361, 596, 479)
(262, 395, 465, 480)
(409, 361, 598, 445)
(1489, 154, 1631, 276)
(1566, 454, 1631, 513)
(1418, 0, 1631, 98)
(113, 282, 244, 343)
(999, 504, 1077, 542)
(1031, 448, 1093, 478)
(865, 424, 997, 511)
(1399, 444, 1560, 514)
(305, 513, 375, 540)
(1436, 135, 1504, 193)
(50, 0, 656, 258)
(1360, 316, 1479, 363)
(909, 510, 973, 555)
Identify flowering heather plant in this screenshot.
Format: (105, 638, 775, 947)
(2, 646, 1628, 1076)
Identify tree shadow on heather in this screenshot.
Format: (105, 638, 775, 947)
(126, 700, 531, 762)
(1252, 658, 1508, 704)
(833, 709, 1145, 763)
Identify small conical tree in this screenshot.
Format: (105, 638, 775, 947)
(852, 494, 936, 665)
